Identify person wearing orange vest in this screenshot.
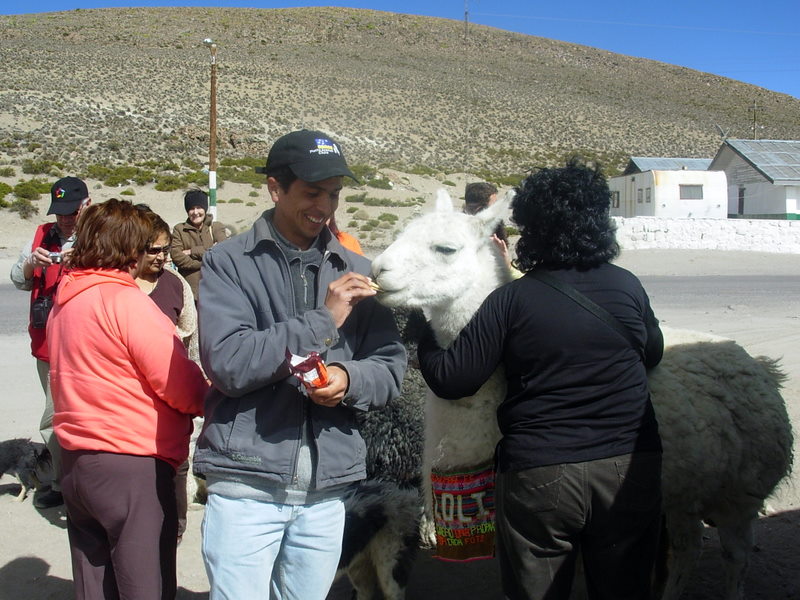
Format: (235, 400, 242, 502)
(10, 176, 91, 509)
(328, 213, 364, 255)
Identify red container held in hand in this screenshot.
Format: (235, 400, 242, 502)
(286, 349, 329, 390)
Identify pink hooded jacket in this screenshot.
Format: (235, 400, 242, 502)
(48, 268, 207, 469)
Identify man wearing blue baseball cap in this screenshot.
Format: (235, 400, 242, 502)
(193, 130, 406, 599)
(10, 176, 91, 509)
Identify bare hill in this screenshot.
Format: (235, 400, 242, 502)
(1, 6, 800, 175)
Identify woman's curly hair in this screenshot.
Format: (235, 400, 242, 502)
(512, 157, 620, 272)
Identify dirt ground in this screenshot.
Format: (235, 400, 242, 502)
(0, 186, 798, 599)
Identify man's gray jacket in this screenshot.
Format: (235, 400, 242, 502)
(193, 209, 406, 490)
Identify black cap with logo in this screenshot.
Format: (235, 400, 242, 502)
(256, 130, 357, 183)
(48, 177, 89, 215)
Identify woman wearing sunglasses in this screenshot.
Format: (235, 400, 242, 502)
(135, 205, 199, 547)
(135, 206, 197, 350)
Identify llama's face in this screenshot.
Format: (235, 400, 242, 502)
(371, 189, 507, 313)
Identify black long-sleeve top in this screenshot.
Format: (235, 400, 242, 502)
(418, 263, 663, 473)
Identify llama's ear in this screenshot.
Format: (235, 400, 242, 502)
(434, 188, 454, 212)
(474, 189, 513, 231)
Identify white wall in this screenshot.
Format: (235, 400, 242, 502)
(609, 170, 726, 218)
(651, 170, 726, 218)
(614, 216, 800, 253)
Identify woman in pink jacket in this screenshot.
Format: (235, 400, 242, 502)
(48, 199, 208, 600)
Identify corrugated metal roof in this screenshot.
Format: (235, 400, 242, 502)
(623, 157, 712, 175)
(724, 139, 800, 183)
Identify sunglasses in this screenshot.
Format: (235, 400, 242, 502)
(145, 245, 171, 256)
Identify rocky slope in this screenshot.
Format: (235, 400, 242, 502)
(1, 6, 800, 175)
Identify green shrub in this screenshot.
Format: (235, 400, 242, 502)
(22, 158, 63, 175)
(248, 190, 259, 197)
(347, 220, 358, 228)
(505, 225, 519, 237)
(85, 164, 110, 180)
(349, 164, 377, 181)
(9, 198, 38, 219)
(136, 160, 163, 169)
(346, 206, 358, 213)
(182, 171, 209, 186)
(366, 178, 392, 190)
(363, 197, 416, 208)
(103, 166, 140, 187)
(228, 198, 243, 203)
(133, 170, 156, 186)
(408, 164, 437, 176)
(471, 169, 525, 188)
(183, 159, 204, 170)
(218, 165, 263, 186)
(360, 223, 375, 232)
(0, 167, 15, 177)
(13, 178, 50, 200)
(377, 212, 398, 223)
(246, 201, 256, 206)
(120, 187, 136, 196)
(345, 193, 366, 203)
(0, 181, 12, 200)
(442, 180, 456, 187)
(154, 175, 183, 192)
(220, 157, 263, 169)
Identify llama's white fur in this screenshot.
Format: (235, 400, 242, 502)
(371, 190, 793, 600)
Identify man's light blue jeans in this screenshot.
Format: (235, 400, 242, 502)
(201, 493, 346, 600)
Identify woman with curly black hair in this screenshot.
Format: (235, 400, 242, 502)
(419, 158, 664, 599)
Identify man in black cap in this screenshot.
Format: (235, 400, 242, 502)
(10, 176, 91, 509)
(193, 130, 406, 599)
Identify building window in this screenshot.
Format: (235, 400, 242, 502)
(611, 191, 620, 208)
(645, 188, 652, 203)
(679, 184, 703, 200)
(637, 188, 643, 204)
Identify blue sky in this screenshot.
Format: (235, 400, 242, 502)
(3, 0, 799, 99)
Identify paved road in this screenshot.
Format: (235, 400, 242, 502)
(0, 283, 28, 336)
(2, 274, 798, 336)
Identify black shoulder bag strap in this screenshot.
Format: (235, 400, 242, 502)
(530, 270, 645, 362)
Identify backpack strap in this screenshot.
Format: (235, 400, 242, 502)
(530, 270, 644, 361)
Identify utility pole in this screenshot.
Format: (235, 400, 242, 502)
(203, 38, 218, 219)
(462, 0, 471, 177)
(749, 100, 765, 140)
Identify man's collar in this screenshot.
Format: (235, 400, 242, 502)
(244, 208, 344, 262)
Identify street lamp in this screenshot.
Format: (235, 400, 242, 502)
(203, 38, 218, 219)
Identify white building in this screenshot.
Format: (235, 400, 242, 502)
(609, 157, 727, 219)
(708, 139, 800, 219)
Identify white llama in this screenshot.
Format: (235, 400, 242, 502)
(370, 190, 793, 600)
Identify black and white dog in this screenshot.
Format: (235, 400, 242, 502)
(0, 438, 51, 501)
